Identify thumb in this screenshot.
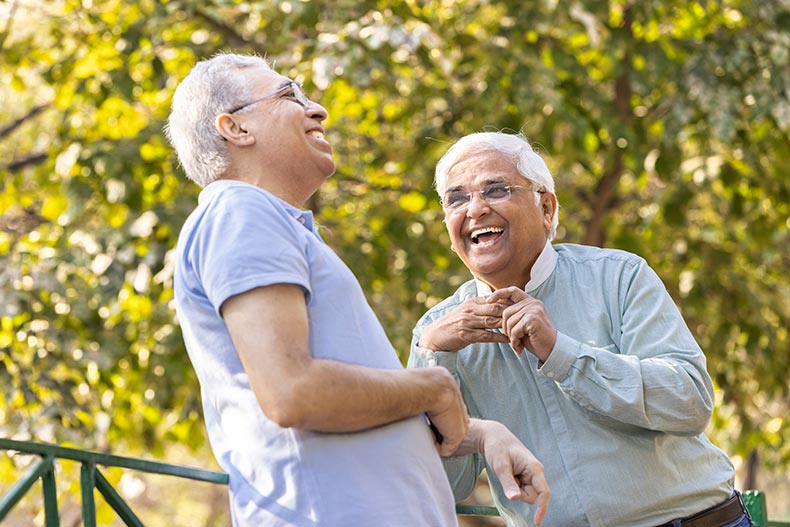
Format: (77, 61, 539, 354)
(500, 473, 521, 500)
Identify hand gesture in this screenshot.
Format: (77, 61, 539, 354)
(479, 420, 550, 525)
(419, 297, 512, 352)
(488, 287, 556, 362)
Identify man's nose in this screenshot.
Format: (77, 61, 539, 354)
(306, 101, 328, 121)
(465, 192, 490, 217)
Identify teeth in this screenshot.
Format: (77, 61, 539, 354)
(307, 130, 324, 140)
(470, 226, 503, 243)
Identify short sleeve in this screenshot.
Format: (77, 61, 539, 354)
(190, 185, 313, 315)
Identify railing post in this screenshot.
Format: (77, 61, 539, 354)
(41, 455, 60, 527)
(80, 461, 97, 527)
(743, 490, 767, 527)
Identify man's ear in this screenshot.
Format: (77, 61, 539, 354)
(215, 113, 255, 146)
(541, 192, 558, 229)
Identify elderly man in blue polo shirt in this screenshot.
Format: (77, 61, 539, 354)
(166, 54, 550, 527)
(409, 131, 750, 527)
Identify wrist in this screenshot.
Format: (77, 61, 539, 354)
(412, 366, 454, 410)
(467, 418, 493, 454)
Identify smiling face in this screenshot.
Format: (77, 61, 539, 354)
(222, 67, 335, 205)
(443, 149, 556, 290)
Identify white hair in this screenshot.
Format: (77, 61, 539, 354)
(435, 131, 559, 240)
(165, 53, 272, 187)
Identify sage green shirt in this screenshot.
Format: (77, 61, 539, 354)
(408, 242, 735, 527)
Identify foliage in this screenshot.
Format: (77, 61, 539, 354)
(1, 0, 788, 480)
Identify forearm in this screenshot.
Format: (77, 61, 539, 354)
(263, 360, 455, 432)
(224, 283, 467, 449)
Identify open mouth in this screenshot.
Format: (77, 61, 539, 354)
(470, 226, 504, 244)
(306, 130, 325, 140)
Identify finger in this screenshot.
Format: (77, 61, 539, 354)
(508, 312, 535, 345)
(475, 331, 510, 344)
(501, 304, 526, 333)
(532, 476, 550, 526)
(499, 472, 522, 501)
(472, 303, 509, 323)
(518, 483, 538, 503)
(477, 315, 505, 330)
(502, 313, 527, 350)
(436, 432, 463, 457)
(487, 286, 528, 304)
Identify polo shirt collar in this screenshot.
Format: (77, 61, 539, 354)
(200, 179, 315, 231)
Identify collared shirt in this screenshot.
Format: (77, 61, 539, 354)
(176, 180, 457, 527)
(409, 241, 735, 527)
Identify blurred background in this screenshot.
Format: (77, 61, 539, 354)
(1, 0, 788, 524)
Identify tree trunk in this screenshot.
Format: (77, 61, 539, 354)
(743, 448, 759, 490)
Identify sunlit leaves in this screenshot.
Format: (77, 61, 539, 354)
(1, 0, 789, 488)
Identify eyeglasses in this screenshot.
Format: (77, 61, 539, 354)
(441, 183, 544, 212)
(227, 81, 311, 114)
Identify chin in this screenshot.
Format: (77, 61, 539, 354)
(319, 158, 336, 178)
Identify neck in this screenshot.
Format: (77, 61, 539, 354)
(477, 268, 532, 291)
(224, 161, 312, 208)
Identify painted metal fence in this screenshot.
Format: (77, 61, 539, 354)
(0, 437, 784, 526)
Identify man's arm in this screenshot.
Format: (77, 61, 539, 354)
(491, 260, 715, 435)
(221, 282, 469, 455)
(452, 419, 550, 526)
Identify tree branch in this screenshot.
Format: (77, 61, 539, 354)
(5, 152, 49, 173)
(0, 103, 51, 140)
(189, 4, 260, 51)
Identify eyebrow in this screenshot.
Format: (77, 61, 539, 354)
(445, 178, 508, 193)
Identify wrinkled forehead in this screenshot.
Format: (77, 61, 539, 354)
(444, 149, 521, 190)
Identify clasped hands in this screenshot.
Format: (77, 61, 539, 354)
(419, 286, 557, 362)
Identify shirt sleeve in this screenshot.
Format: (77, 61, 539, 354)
(538, 258, 715, 436)
(193, 186, 312, 315)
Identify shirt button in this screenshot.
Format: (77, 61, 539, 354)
(545, 371, 555, 378)
(427, 358, 438, 367)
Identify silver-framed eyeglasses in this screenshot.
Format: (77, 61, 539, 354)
(228, 81, 310, 114)
(441, 183, 544, 212)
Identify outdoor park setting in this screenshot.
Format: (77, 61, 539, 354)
(1, 0, 789, 525)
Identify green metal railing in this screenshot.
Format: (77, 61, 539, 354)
(0, 438, 228, 527)
(0, 437, 785, 526)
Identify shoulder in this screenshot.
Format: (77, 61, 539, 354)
(553, 244, 667, 296)
(554, 243, 646, 270)
(190, 181, 304, 238)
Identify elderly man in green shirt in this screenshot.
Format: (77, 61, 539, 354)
(409, 131, 749, 527)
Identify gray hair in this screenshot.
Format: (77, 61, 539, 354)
(165, 53, 272, 187)
(435, 131, 559, 240)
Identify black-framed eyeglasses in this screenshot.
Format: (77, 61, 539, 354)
(227, 81, 310, 114)
(441, 183, 544, 212)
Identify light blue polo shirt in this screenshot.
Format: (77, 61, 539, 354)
(175, 180, 457, 527)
